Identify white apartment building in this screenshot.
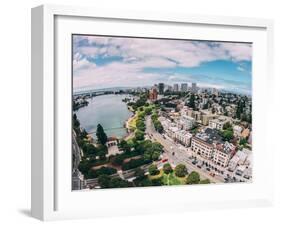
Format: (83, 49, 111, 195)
(178, 115, 196, 130)
(209, 116, 231, 130)
(191, 128, 236, 169)
(167, 126, 179, 139)
(233, 125, 243, 136)
(191, 135, 213, 160)
(213, 142, 236, 167)
(174, 130, 192, 147)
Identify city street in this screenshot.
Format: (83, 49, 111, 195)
(145, 116, 224, 183)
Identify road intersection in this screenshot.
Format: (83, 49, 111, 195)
(145, 116, 224, 183)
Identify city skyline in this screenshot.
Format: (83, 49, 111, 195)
(73, 35, 252, 95)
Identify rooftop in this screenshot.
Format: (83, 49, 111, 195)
(195, 128, 223, 145)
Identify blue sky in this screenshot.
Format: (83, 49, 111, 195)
(73, 35, 252, 95)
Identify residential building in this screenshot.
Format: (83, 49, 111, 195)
(200, 110, 217, 125)
(213, 142, 236, 167)
(178, 115, 196, 130)
(228, 148, 251, 172)
(191, 129, 218, 160)
(167, 126, 179, 139)
(193, 111, 202, 122)
(174, 130, 192, 147)
(209, 116, 231, 130)
(233, 125, 243, 137)
(187, 108, 193, 117)
(241, 128, 250, 138)
(191, 128, 236, 169)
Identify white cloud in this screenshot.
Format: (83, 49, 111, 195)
(220, 43, 252, 61)
(237, 66, 245, 71)
(72, 36, 252, 92)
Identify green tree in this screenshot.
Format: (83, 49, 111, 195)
(151, 151, 161, 161)
(144, 107, 152, 115)
(119, 140, 131, 153)
(236, 99, 245, 119)
(96, 124, 108, 145)
(112, 154, 125, 165)
(148, 164, 159, 176)
(223, 122, 232, 130)
(186, 171, 200, 184)
(110, 177, 131, 188)
(135, 130, 145, 141)
(143, 142, 163, 161)
(73, 113, 80, 128)
(96, 144, 108, 160)
(222, 130, 234, 141)
(82, 143, 97, 156)
(175, 164, 188, 177)
(154, 120, 164, 133)
(187, 94, 195, 109)
(239, 138, 247, 146)
(98, 175, 111, 188)
(136, 119, 146, 131)
(134, 167, 145, 179)
(163, 163, 173, 174)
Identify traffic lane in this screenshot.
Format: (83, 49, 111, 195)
(146, 116, 223, 183)
(150, 132, 222, 183)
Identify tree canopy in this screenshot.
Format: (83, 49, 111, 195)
(174, 164, 188, 177)
(148, 164, 159, 176)
(96, 124, 108, 145)
(186, 171, 200, 184)
(163, 163, 173, 174)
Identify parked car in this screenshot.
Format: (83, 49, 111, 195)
(161, 158, 168, 163)
(192, 160, 197, 165)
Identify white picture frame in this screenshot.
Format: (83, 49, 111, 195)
(31, 4, 274, 221)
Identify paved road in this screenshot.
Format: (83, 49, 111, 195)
(145, 116, 223, 183)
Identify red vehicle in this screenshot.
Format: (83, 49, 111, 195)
(161, 158, 168, 163)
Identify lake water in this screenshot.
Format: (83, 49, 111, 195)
(75, 94, 133, 139)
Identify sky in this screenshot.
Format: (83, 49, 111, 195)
(73, 35, 252, 95)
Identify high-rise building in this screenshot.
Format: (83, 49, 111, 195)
(166, 85, 173, 92)
(173, 84, 179, 92)
(181, 83, 188, 92)
(149, 86, 158, 101)
(191, 83, 197, 93)
(158, 83, 164, 94)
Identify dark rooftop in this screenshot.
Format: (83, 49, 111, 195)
(195, 128, 223, 145)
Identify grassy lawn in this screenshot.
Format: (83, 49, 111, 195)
(162, 172, 186, 186)
(128, 104, 154, 131)
(148, 169, 187, 186)
(128, 113, 138, 130)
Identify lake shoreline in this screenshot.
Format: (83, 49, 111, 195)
(75, 94, 134, 140)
